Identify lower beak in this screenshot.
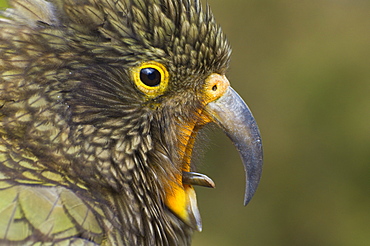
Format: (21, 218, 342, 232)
(205, 87, 263, 205)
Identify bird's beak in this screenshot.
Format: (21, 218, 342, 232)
(204, 83, 263, 205)
(164, 74, 263, 231)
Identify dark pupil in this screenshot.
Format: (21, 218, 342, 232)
(140, 68, 161, 87)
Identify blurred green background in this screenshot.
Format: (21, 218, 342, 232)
(1, 0, 369, 245)
(192, 0, 370, 245)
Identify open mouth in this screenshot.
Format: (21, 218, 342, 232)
(164, 116, 214, 232)
(180, 118, 216, 190)
(164, 74, 263, 231)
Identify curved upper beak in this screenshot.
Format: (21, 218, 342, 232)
(164, 75, 262, 231)
(205, 87, 263, 205)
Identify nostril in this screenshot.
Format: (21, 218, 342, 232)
(204, 74, 229, 104)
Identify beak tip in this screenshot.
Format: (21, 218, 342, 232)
(244, 157, 263, 206)
(243, 184, 256, 206)
(243, 198, 250, 207)
(243, 184, 258, 206)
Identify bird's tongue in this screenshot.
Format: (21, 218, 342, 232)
(182, 172, 215, 188)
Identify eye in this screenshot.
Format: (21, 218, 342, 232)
(140, 68, 161, 87)
(133, 61, 169, 98)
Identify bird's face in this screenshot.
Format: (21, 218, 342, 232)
(130, 61, 237, 231)
(126, 61, 262, 232)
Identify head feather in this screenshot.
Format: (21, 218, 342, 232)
(5, 0, 231, 74)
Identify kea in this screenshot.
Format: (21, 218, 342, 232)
(0, 0, 263, 245)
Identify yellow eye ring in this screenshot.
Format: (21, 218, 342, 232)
(132, 61, 169, 98)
